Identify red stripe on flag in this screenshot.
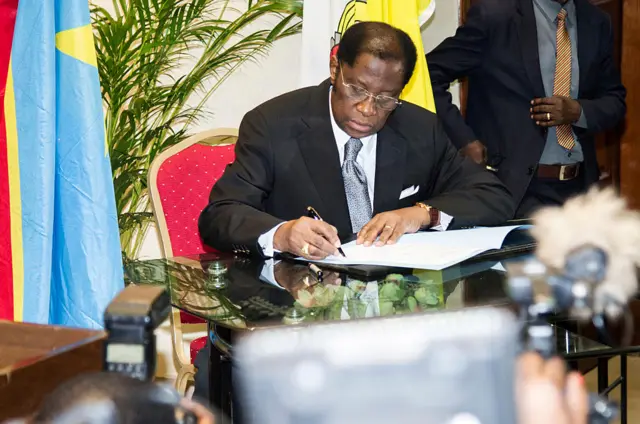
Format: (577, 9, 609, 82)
(0, 0, 19, 320)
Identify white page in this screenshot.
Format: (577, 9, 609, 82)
(304, 225, 530, 270)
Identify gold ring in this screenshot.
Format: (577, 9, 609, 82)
(301, 243, 310, 256)
(546, 112, 551, 121)
(384, 225, 393, 230)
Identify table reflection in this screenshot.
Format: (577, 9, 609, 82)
(268, 261, 448, 324)
(125, 253, 519, 331)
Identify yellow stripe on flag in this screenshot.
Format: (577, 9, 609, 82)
(55, 24, 98, 68)
(355, 0, 436, 113)
(5, 61, 24, 322)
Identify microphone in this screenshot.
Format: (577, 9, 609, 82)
(530, 187, 640, 319)
(506, 187, 640, 424)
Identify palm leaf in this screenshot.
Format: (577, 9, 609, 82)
(92, 0, 302, 260)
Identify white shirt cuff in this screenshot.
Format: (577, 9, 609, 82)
(432, 212, 453, 231)
(258, 259, 284, 289)
(257, 222, 286, 257)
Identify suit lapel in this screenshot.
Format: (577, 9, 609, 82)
(575, 0, 596, 98)
(516, 0, 546, 99)
(296, 81, 408, 230)
(297, 80, 352, 233)
(373, 121, 406, 215)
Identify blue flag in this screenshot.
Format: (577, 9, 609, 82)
(2, 0, 123, 328)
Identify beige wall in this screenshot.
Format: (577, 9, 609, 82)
(422, 0, 460, 52)
(93, 0, 461, 378)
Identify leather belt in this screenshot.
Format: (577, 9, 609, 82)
(536, 163, 580, 181)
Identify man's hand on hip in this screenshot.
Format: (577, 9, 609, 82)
(274, 217, 341, 259)
(459, 140, 487, 165)
(530, 96, 582, 127)
(357, 206, 430, 247)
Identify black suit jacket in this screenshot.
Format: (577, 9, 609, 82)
(427, 0, 626, 204)
(199, 80, 515, 255)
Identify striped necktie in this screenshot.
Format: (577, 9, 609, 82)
(342, 137, 372, 233)
(553, 9, 575, 150)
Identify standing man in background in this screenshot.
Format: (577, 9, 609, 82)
(426, 0, 626, 218)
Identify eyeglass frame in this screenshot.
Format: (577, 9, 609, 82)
(338, 63, 403, 111)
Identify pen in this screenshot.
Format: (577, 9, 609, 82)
(308, 263, 324, 281)
(306, 206, 347, 257)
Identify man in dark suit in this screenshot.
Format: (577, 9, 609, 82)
(199, 22, 514, 259)
(427, 0, 626, 218)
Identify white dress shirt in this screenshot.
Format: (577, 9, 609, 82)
(258, 89, 451, 257)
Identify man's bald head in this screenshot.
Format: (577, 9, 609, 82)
(336, 21, 417, 87)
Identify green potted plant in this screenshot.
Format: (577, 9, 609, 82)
(91, 0, 302, 262)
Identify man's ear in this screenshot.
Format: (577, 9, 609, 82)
(329, 54, 339, 86)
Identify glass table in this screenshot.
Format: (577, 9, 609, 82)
(126, 252, 634, 423)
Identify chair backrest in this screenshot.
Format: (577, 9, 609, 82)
(148, 128, 238, 257)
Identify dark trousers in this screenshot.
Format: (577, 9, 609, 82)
(515, 173, 586, 219)
(193, 329, 238, 423)
(193, 340, 210, 402)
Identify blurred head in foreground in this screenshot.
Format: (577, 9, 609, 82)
(7, 373, 215, 424)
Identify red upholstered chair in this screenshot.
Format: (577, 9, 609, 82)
(148, 128, 238, 394)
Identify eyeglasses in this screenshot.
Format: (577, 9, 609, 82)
(339, 64, 402, 111)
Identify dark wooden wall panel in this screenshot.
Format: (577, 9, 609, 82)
(620, 0, 640, 208)
(591, 0, 623, 188)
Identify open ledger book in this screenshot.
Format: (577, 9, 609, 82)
(302, 225, 531, 270)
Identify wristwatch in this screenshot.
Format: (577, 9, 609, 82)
(415, 202, 440, 228)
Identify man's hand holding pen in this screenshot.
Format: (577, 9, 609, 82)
(274, 204, 437, 258)
(274, 217, 342, 260)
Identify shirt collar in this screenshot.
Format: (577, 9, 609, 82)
(532, 0, 575, 25)
(328, 87, 376, 154)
